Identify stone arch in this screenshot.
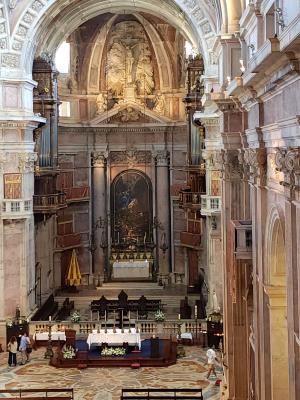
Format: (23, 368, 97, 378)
(85, 13, 174, 94)
(265, 205, 286, 286)
(264, 205, 289, 400)
(1, 0, 237, 75)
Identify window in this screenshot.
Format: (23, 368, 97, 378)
(11, 202, 20, 212)
(55, 41, 70, 73)
(59, 101, 71, 117)
(24, 200, 31, 211)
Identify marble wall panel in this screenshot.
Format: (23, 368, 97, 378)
(3, 86, 19, 108)
(3, 221, 23, 316)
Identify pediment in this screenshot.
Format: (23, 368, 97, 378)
(90, 101, 172, 125)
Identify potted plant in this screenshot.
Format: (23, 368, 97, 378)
(62, 346, 76, 359)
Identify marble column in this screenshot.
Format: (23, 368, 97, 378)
(91, 151, 107, 284)
(0, 77, 45, 346)
(155, 150, 171, 278)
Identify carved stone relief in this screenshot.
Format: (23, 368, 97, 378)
(274, 148, 300, 192)
(18, 153, 37, 173)
(105, 21, 155, 103)
(110, 149, 152, 166)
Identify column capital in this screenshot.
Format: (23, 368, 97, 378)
(92, 151, 107, 167)
(274, 147, 300, 198)
(155, 150, 169, 166)
(242, 147, 267, 186)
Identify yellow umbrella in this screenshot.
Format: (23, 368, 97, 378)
(65, 249, 82, 286)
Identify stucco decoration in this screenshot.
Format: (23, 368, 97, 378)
(106, 21, 154, 101)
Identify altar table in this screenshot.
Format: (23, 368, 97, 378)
(112, 261, 150, 279)
(34, 331, 66, 341)
(86, 328, 141, 349)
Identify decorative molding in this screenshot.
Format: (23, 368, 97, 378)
(155, 150, 170, 166)
(18, 152, 37, 173)
(109, 149, 152, 166)
(92, 151, 107, 167)
(274, 147, 300, 194)
(242, 148, 267, 185)
(1, 53, 20, 68)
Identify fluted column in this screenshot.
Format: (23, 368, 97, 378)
(91, 151, 107, 284)
(155, 150, 171, 277)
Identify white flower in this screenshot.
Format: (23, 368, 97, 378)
(70, 310, 81, 323)
(63, 346, 76, 359)
(101, 347, 126, 356)
(154, 310, 165, 322)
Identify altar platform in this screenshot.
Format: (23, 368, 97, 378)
(51, 338, 177, 369)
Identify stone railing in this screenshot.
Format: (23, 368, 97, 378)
(28, 319, 207, 338)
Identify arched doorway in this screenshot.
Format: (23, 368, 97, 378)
(265, 208, 289, 399)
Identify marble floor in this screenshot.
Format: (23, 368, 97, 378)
(0, 346, 222, 399)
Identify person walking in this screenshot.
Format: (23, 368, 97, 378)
(205, 347, 219, 379)
(19, 332, 30, 365)
(7, 336, 18, 367)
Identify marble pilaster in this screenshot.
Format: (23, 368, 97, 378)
(91, 151, 107, 283)
(155, 150, 171, 277)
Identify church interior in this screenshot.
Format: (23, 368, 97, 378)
(0, 0, 299, 399)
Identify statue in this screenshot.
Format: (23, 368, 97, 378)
(136, 52, 154, 95)
(212, 290, 220, 313)
(96, 93, 107, 114)
(197, 268, 208, 319)
(154, 93, 166, 114)
(125, 45, 135, 84)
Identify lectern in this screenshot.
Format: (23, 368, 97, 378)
(150, 336, 159, 358)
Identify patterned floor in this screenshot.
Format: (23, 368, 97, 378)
(0, 346, 222, 399)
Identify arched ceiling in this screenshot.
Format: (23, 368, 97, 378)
(0, 0, 244, 76)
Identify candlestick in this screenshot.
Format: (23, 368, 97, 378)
(128, 311, 130, 321)
(195, 305, 198, 319)
(178, 313, 181, 320)
(49, 315, 51, 322)
(105, 310, 107, 322)
(117, 232, 120, 244)
(121, 309, 124, 333)
(143, 232, 146, 244)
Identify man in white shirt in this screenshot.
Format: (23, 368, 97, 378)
(205, 347, 219, 379)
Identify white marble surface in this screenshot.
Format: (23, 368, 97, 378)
(112, 261, 149, 278)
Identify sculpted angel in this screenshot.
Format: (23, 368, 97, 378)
(136, 53, 154, 95)
(106, 42, 126, 97)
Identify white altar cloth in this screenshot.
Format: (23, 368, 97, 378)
(87, 328, 141, 349)
(112, 261, 150, 278)
(34, 332, 66, 341)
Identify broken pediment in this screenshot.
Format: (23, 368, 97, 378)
(90, 101, 172, 125)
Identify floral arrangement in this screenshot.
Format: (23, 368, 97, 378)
(62, 346, 76, 359)
(70, 310, 81, 323)
(101, 347, 126, 357)
(154, 310, 165, 322)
